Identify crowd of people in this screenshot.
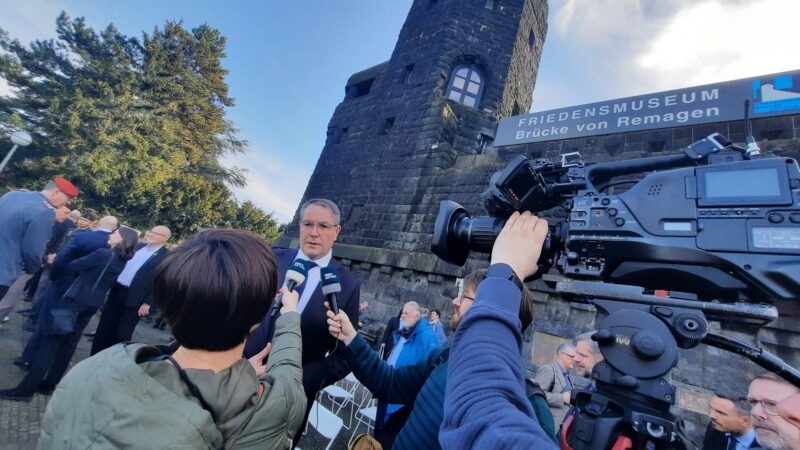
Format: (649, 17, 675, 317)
(1, 181, 799, 450)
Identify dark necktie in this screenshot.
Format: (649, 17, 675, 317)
(726, 435, 737, 450)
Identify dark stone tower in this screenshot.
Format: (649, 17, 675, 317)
(277, 0, 548, 327)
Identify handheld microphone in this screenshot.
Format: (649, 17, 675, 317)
(270, 258, 311, 317)
(320, 267, 342, 314)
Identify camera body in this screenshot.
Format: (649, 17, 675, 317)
(432, 134, 800, 303)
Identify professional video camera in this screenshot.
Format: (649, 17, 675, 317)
(431, 133, 800, 449)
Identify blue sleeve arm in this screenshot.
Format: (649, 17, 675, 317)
(51, 234, 82, 276)
(439, 277, 557, 450)
(20, 210, 54, 273)
(343, 333, 434, 404)
(67, 250, 105, 273)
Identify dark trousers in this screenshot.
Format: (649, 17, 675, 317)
(373, 406, 412, 450)
(0, 285, 8, 300)
(21, 278, 72, 363)
(91, 283, 139, 355)
(16, 300, 97, 393)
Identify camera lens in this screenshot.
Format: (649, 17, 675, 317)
(431, 200, 505, 266)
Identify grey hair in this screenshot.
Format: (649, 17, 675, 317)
(403, 301, 421, 316)
(300, 199, 341, 225)
(556, 343, 576, 355)
(574, 332, 603, 357)
(43, 180, 58, 192)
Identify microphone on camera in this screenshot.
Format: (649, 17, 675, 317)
(270, 258, 311, 317)
(320, 267, 341, 314)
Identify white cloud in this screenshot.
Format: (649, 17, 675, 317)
(534, 0, 800, 111)
(223, 148, 311, 224)
(638, 0, 800, 88)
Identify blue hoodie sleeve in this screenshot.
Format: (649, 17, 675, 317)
(439, 277, 557, 450)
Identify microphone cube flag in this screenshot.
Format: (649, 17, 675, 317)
(320, 267, 342, 295)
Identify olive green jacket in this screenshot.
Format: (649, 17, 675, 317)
(39, 312, 306, 449)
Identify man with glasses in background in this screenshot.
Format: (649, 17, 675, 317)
(747, 372, 800, 450)
(534, 343, 577, 425)
(90, 225, 171, 355)
(244, 198, 361, 447)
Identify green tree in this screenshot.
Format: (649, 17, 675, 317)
(0, 13, 279, 240)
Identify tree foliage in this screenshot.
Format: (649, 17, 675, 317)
(0, 13, 281, 241)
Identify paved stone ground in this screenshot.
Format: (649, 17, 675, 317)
(0, 304, 370, 450)
(0, 304, 173, 450)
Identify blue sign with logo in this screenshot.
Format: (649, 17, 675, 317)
(495, 70, 800, 147)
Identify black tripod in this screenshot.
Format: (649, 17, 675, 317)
(553, 280, 800, 450)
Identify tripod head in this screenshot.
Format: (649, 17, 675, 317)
(559, 284, 800, 450)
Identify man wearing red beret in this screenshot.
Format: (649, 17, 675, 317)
(0, 178, 78, 300)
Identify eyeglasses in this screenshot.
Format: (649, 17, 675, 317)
(560, 352, 577, 359)
(458, 293, 475, 302)
(147, 230, 168, 238)
(746, 398, 780, 415)
(301, 221, 338, 232)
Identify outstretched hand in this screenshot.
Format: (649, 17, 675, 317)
(490, 211, 549, 280)
(248, 342, 272, 377)
(325, 302, 357, 345)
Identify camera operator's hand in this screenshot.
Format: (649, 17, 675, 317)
(490, 211, 549, 280)
(279, 287, 299, 314)
(325, 305, 357, 346)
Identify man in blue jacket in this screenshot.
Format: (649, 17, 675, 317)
(15, 215, 118, 369)
(325, 269, 536, 450)
(439, 211, 556, 450)
(0, 178, 78, 299)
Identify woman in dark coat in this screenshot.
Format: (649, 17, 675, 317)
(0, 227, 138, 401)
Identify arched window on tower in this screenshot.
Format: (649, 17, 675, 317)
(445, 65, 484, 108)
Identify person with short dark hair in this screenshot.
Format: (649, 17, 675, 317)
(429, 308, 447, 346)
(36, 229, 306, 448)
(90, 225, 171, 355)
(702, 387, 758, 450)
(0, 227, 138, 401)
(324, 268, 539, 450)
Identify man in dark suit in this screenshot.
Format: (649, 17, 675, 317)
(16, 215, 118, 368)
(90, 225, 171, 355)
(702, 389, 759, 449)
(243, 198, 361, 446)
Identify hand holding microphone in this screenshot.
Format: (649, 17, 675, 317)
(270, 258, 311, 317)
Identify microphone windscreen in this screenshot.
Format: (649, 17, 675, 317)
(320, 267, 342, 295)
(286, 259, 310, 286)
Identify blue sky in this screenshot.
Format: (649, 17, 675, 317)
(2, 0, 798, 222)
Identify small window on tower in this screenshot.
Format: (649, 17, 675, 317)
(529, 31, 536, 49)
(445, 65, 485, 109)
(381, 117, 396, 135)
(401, 64, 414, 83)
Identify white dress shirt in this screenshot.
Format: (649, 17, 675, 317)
(292, 249, 332, 314)
(116, 245, 163, 287)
